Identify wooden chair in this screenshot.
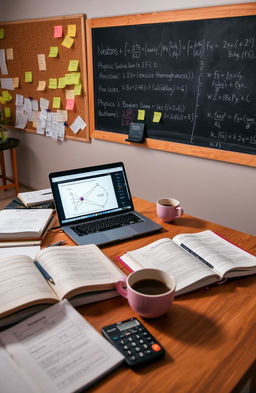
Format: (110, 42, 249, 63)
(0, 138, 20, 195)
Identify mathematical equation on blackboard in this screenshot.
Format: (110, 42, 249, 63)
(92, 15, 256, 155)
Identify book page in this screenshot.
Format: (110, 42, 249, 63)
(0, 300, 124, 393)
(123, 238, 219, 295)
(173, 230, 256, 278)
(37, 244, 122, 299)
(18, 188, 53, 206)
(0, 255, 57, 318)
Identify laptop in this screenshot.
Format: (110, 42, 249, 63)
(49, 162, 162, 246)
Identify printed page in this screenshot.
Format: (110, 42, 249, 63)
(122, 238, 219, 294)
(37, 244, 123, 299)
(0, 245, 40, 259)
(0, 255, 57, 317)
(173, 230, 256, 278)
(18, 188, 53, 206)
(0, 300, 124, 393)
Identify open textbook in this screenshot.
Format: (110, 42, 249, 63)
(117, 230, 256, 296)
(0, 244, 122, 327)
(17, 188, 53, 207)
(0, 300, 124, 393)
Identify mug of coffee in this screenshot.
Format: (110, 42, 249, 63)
(156, 198, 184, 222)
(116, 268, 176, 318)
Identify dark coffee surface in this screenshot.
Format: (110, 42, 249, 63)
(131, 279, 170, 295)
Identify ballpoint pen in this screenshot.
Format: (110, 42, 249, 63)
(47, 240, 66, 247)
(34, 260, 55, 284)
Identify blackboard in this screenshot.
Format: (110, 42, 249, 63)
(87, 3, 256, 166)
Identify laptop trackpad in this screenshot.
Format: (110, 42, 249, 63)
(105, 226, 136, 240)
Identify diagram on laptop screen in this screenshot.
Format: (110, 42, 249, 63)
(58, 175, 118, 219)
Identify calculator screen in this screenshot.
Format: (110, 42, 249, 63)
(117, 319, 140, 331)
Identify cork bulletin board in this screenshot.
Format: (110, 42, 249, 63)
(0, 14, 90, 142)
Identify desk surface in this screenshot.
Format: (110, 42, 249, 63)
(43, 197, 256, 393)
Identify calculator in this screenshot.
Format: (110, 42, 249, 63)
(102, 317, 165, 368)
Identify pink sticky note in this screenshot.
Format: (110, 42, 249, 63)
(54, 25, 63, 38)
(66, 98, 75, 111)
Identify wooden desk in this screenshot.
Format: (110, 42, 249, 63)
(43, 197, 256, 393)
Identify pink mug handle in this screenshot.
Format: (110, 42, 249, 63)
(116, 276, 128, 299)
(175, 206, 184, 218)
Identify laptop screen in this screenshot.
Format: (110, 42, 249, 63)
(49, 162, 134, 226)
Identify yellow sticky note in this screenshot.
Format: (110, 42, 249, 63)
(4, 107, 11, 118)
(70, 72, 81, 85)
(65, 73, 73, 85)
(67, 24, 76, 37)
(37, 81, 46, 91)
(66, 98, 75, 111)
(138, 109, 145, 121)
(13, 77, 19, 88)
(6, 48, 14, 60)
(153, 111, 162, 123)
(2, 91, 12, 102)
(53, 97, 61, 109)
(25, 71, 33, 82)
(74, 84, 82, 96)
(0, 97, 6, 104)
(68, 60, 79, 72)
(65, 89, 74, 99)
(61, 35, 74, 49)
(48, 46, 59, 57)
(58, 77, 66, 88)
(0, 28, 4, 39)
(48, 78, 58, 89)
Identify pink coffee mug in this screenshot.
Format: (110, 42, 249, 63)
(156, 198, 184, 222)
(116, 268, 176, 318)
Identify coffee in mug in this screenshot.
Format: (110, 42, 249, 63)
(156, 198, 184, 222)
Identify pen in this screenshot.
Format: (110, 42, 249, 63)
(47, 240, 66, 247)
(42, 192, 52, 195)
(34, 260, 55, 284)
(180, 243, 214, 269)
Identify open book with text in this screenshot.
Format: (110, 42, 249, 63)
(17, 188, 53, 207)
(0, 244, 122, 327)
(117, 230, 256, 296)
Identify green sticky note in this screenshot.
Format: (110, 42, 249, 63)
(70, 72, 81, 85)
(138, 109, 145, 121)
(53, 97, 61, 109)
(68, 60, 79, 72)
(65, 73, 73, 85)
(74, 84, 82, 96)
(153, 111, 162, 123)
(2, 91, 12, 102)
(0, 97, 6, 104)
(25, 71, 33, 82)
(48, 46, 59, 57)
(48, 78, 58, 89)
(58, 77, 66, 88)
(0, 28, 4, 39)
(4, 107, 11, 118)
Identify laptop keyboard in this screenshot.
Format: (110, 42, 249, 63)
(71, 213, 143, 237)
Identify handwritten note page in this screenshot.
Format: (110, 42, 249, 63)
(0, 300, 124, 393)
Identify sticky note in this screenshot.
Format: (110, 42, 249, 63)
(67, 24, 76, 37)
(13, 77, 19, 88)
(58, 77, 66, 88)
(138, 109, 145, 121)
(38, 54, 46, 71)
(0, 97, 6, 104)
(68, 60, 79, 72)
(70, 72, 81, 85)
(37, 81, 46, 91)
(74, 84, 82, 96)
(57, 110, 68, 122)
(48, 46, 59, 57)
(65, 73, 73, 85)
(54, 25, 63, 38)
(53, 97, 61, 109)
(65, 89, 74, 99)
(61, 35, 74, 49)
(25, 71, 32, 82)
(0, 28, 4, 39)
(6, 48, 14, 60)
(4, 107, 11, 118)
(2, 91, 12, 102)
(48, 78, 58, 89)
(66, 98, 75, 111)
(153, 111, 162, 123)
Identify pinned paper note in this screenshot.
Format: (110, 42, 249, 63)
(0, 28, 4, 39)
(66, 98, 75, 111)
(138, 109, 145, 121)
(68, 60, 79, 71)
(65, 89, 74, 99)
(38, 54, 46, 71)
(53, 97, 61, 109)
(61, 36, 74, 49)
(25, 71, 32, 82)
(70, 115, 87, 134)
(0, 78, 13, 90)
(58, 77, 66, 88)
(32, 100, 39, 111)
(0, 97, 6, 104)
(4, 107, 11, 118)
(37, 81, 46, 91)
(65, 73, 73, 85)
(40, 97, 49, 110)
(57, 110, 68, 122)
(48, 46, 59, 57)
(74, 84, 82, 96)
(54, 25, 63, 38)
(70, 72, 81, 85)
(48, 78, 58, 89)
(15, 94, 24, 106)
(2, 91, 12, 102)
(13, 77, 19, 88)
(6, 48, 14, 60)
(67, 24, 76, 37)
(0, 49, 8, 75)
(24, 98, 32, 114)
(153, 111, 162, 123)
